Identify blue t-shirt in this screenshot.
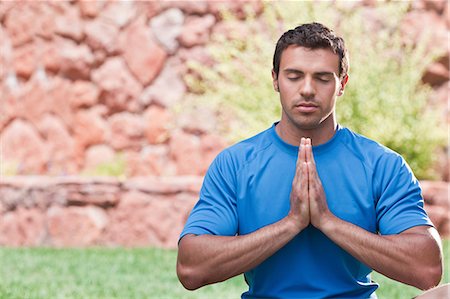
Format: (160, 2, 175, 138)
(180, 123, 433, 299)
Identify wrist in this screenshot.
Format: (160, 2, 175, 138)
(284, 214, 307, 235)
(317, 213, 338, 234)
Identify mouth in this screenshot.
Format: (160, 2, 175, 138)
(295, 102, 319, 113)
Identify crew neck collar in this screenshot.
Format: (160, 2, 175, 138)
(270, 122, 343, 156)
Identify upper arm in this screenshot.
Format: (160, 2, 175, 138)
(179, 151, 238, 241)
(375, 154, 433, 235)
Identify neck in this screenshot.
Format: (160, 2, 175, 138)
(275, 115, 337, 146)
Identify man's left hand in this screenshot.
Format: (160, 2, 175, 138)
(304, 138, 334, 229)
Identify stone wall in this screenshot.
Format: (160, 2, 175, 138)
(0, 177, 448, 248)
(0, 176, 202, 248)
(0, 0, 449, 179)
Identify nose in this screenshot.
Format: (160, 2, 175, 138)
(299, 76, 315, 99)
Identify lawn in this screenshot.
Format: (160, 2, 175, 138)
(0, 240, 448, 299)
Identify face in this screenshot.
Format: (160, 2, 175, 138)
(272, 45, 348, 131)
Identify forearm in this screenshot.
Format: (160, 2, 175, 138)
(320, 216, 443, 290)
(177, 216, 299, 290)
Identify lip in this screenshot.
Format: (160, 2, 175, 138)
(295, 103, 319, 113)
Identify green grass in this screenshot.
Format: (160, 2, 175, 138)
(0, 240, 448, 299)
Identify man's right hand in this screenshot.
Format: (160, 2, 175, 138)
(287, 137, 310, 233)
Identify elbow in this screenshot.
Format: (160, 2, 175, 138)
(176, 261, 204, 291)
(416, 263, 443, 291)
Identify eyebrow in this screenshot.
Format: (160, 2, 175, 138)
(283, 69, 335, 76)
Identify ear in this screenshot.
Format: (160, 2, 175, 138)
(337, 75, 349, 96)
(271, 69, 279, 92)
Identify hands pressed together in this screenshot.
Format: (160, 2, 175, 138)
(288, 137, 334, 232)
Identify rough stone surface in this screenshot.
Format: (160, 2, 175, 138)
(149, 8, 185, 53)
(169, 130, 204, 175)
(421, 180, 450, 235)
(107, 112, 145, 150)
(179, 14, 216, 48)
(0, 119, 48, 174)
(91, 57, 143, 113)
(84, 144, 116, 172)
(37, 114, 78, 175)
(84, 18, 120, 54)
(144, 105, 172, 144)
(47, 205, 108, 247)
(0, 207, 46, 246)
(69, 80, 100, 109)
(73, 108, 108, 149)
(54, 4, 84, 41)
(57, 38, 95, 80)
(120, 17, 167, 85)
(0, 177, 447, 248)
(139, 57, 186, 108)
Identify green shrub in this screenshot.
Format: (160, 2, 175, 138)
(183, 2, 446, 179)
(82, 154, 127, 179)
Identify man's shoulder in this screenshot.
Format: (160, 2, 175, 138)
(215, 126, 275, 168)
(340, 127, 402, 167)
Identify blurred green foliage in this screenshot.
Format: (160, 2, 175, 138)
(82, 153, 126, 179)
(184, 1, 446, 179)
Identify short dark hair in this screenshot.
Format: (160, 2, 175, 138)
(273, 22, 349, 79)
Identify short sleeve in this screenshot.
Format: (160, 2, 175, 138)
(375, 153, 433, 235)
(179, 150, 238, 240)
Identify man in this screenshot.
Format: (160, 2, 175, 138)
(177, 22, 443, 298)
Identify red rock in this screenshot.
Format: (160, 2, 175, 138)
(130, 145, 176, 176)
(91, 57, 143, 113)
(66, 183, 120, 207)
(178, 106, 217, 135)
(84, 144, 116, 172)
(3, 3, 39, 47)
(54, 4, 84, 41)
(37, 114, 79, 175)
(0, 208, 46, 246)
(107, 112, 145, 150)
(164, 192, 199, 248)
(0, 87, 19, 131)
(78, 0, 106, 18)
(149, 8, 185, 54)
(57, 37, 95, 80)
(124, 176, 203, 195)
(208, 0, 264, 20)
(119, 17, 167, 85)
(425, 205, 450, 236)
(84, 18, 120, 54)
(47, 205, 108, 247)
(401, 11, 447, 54)
(0, 119, 48, 174)
(69, 80, 100, 108)
(103, 191, 166, 247)
(200, 134, 227, 173)
(144, 105, 172, 144)
(99, 1, 137, 28)
(12, 43, 36, 79)
(143, 1, 163, 19)
(179, 14, 215, 48)
(178, 45, 215, 69)
(422, 0, 447, 14)
(73, 108, 108, 149)
(421, 181, 450, 208)
(15, 80, 50, 126)
(169, 130, 204, 175)
(46, 78, 77, 128)
(160, 0, 209, 15)
(139, 57, 186, 108)
(422, 61, 450, 86)
(39, 42, 62, 74)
